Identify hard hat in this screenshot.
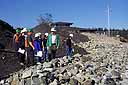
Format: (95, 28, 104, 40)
(37, 32, 42, 36)
(28, 28, 33, 32)
(21, 29, 27, 33)
(45, 33, 48, 36)
(23, 28, 27, 31)
(35, 33, 40, 37)
(69, 34, 73, 37)
(51, 27, 56, 32)
(16, 29, 20, 33)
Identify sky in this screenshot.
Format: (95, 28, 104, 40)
(0, 0, 127, 29)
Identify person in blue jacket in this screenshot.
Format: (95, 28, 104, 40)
(34, 33, 42, 64)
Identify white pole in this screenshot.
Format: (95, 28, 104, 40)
(107, 5, 110, 36)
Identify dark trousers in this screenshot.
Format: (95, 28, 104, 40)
(19, 53, 25, 63)
(14, 42, 19, 57)
(48, 45, 57, 61)
(35, 56, 42, 63)
(26, 47, 34, 66)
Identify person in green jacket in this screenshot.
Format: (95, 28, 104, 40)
(47, 27, 60, 61)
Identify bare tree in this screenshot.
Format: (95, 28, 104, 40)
(37, 13, 53, 26)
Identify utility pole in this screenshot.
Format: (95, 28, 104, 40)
(107, 5, 110, 36)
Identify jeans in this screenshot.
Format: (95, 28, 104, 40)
(44, 47, 48, 60)
(66, 46, 73, 59)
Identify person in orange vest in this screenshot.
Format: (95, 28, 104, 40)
(13, 29, 20, 57)
(25, 28, 35, 66)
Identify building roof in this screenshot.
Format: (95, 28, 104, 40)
(52, 22, 73, 26)
(54, 22, 73, 25)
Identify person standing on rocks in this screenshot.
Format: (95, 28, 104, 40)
(18, 29, 26, 65)
(13, 29, 20, 57)
(42, 33, 48, 61)
(25, 28, 35, 66)
(47, 27, 60, 61)
(38, 32, 43, 51)
(66, 34, 74, 60)
(34, 33, 42, 64)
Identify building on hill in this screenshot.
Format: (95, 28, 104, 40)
(52, 22, 73, 27)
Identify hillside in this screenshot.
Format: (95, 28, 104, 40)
(1, 32, 128, 85)
(0, 19, 15, 49)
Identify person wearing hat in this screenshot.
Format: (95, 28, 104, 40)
(66, 33, 74, 61)
(47, 27, 60, 61)
(38, 32, 43, 51)
(25, 28, 35, 66)
(34, 33, 42, 64)
(18, 29, 26, 65)
(42, 33, 48, 61)
(13, 29, 20, 50)
(13, 29, 21, 58)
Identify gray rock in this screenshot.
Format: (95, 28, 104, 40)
(22, 69, 32, 79)
(120, 79, 128, 85)
(43, 68, 53, 72)
(82, 55, 92, 63)
(38, 71, 50, 78)
(19, 79, 24, 85)
(51, 59, 59, 68)
(124, 71, 128, 79)
(67, 71, 72, 77)
(49, 79, 58, 85)
(69, 78, 78, 85)
(59, 67, 67, 74)
(32, 76, 40, 85)
(69, 67, 78, 75)
(37, 64, 42, 70)
(73, 53, 81, 58)
(43, 62, 52, 68)
(111, 70, 121, 79)
(5, 76, 13, 83)
(40, 76, 48, 85)
(24, 78, 31, 85)
(75, 73, 85, 83)
(0, 80, 4, 84)
(63, 72, 70, 81)
(82, 79, 93, 85)
(104, 78, 116, 85)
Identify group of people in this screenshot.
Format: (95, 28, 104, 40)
(13, 27, 74, 66)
